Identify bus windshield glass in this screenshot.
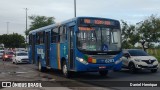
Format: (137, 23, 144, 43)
(77, 26, 121, 52)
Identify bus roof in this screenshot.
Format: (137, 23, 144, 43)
(29, 16, 119, 34)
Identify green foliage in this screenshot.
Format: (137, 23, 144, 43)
(121, 14, 160, 49)
(155, 45, 160, 49)
(147, 49, 160, 62)
(138, 14, 160, 47)
(25, 15, 55, 35)
(0, 33, 25, 48)
(121, 20, 140, 49)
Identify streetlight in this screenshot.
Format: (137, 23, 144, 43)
(74, 0, 76, 17)
(24, 8, 28, 43)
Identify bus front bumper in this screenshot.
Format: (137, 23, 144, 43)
(75, 62, 122, 72)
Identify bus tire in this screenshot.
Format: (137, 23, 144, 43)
(99, 70, 108, 76)
(62, 61, 70, 78)
(38, 61, 46, 72)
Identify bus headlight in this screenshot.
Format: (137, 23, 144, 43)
(76, 57, 88, 65)
(79, 58, 84, 62)
(115, 58, 122, 64)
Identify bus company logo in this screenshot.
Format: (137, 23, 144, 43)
(2, 82, 11, 87)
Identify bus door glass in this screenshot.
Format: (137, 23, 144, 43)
(45, 31, 50, 66)
(68, 26, 75, 69)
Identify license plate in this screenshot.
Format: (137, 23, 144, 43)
(148, 64, 153, 67)
(99, 66, 106, 69)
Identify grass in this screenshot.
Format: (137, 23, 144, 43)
(147, 49, 160, 62)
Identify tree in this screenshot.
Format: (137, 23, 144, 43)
(0, 33, 25, 48)
(121, 20, 140, 49)
(25, 15, 55, 35)
(138, 14, 160, 48)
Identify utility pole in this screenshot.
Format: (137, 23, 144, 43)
(24, 8, 28, 43)
(74, 0, 76, 17)
(6, 22, 9, 35)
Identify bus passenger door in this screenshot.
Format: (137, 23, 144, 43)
(68, 26, 75, 69)
(45, 32, 50, 67)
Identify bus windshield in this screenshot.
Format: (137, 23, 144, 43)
(77, 26, 121, 52)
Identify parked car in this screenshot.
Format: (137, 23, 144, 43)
(0, 50, 4, 59)
(12, 52, 29, 64)
(15, 48, 27, 52)
(122, 49, 159, 73)
(2, 51, 14, 61)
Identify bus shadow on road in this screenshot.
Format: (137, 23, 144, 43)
(13, 63, 30, 65)
(71, 72, 110, 79)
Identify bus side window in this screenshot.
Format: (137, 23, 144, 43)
(36, 32, 44, 45)
(60, 26, 66, 43)
(39, 31, 45, 44)
(51, 28, 59, 43)
(36, 33, 40, 44)
(43, 31, 45, 43)
(29, 34, 32, 45)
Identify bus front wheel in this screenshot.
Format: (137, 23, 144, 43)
(99, 70, 108, 76)
(62, 61, 71, 78)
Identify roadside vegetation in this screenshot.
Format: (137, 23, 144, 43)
(147, 49, 160, 62)
(121, 14, 160, 62)
(0, 33, 25, 48)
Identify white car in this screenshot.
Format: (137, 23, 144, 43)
(0, 50, 4, 59)
(12, 52, 29, 64)
(122, 49, 159, 73)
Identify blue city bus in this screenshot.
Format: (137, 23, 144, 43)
(28, 17, 123, 77)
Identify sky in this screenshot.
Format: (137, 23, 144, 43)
(0, 0, 160, 36)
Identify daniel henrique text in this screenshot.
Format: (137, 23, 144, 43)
(130, 82, 158, 87)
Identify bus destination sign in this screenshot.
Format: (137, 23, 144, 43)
(80, 18, 115, 26)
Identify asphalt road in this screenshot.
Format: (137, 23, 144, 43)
(0, 59, 160, 90)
